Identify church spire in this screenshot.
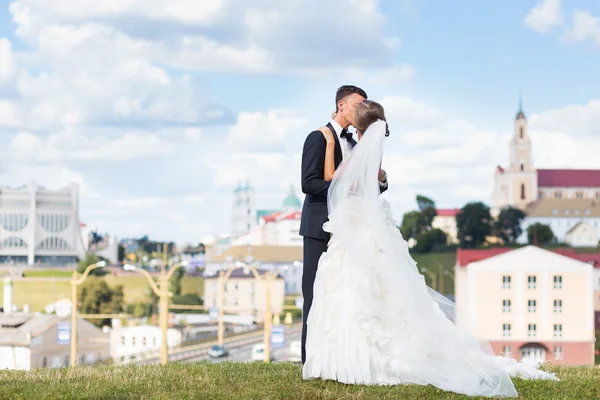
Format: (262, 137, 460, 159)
(516, 94, 526, 120)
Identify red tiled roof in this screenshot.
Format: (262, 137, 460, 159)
(537, 169, 600, 188)
(436, 208, 459, 217)
(458, 247, 600, 267)
(262, 211, 301, 223)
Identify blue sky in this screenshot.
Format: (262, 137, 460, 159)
(0, 0, 599, 244)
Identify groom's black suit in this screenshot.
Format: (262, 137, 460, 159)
(299, 122, 387, 364)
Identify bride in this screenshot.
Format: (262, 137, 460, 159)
(302, 100, 558, 397)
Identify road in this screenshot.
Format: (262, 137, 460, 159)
(183, 331, 302, 363)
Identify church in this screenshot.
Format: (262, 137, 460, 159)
(229, 182, 303, 247)
(492, 105, 600, 245)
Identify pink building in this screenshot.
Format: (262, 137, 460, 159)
(455, 246, 596, 365)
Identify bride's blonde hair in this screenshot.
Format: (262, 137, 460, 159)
(354, 100, 389, 136)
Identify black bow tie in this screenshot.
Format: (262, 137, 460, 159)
(340, 129, 352, 141)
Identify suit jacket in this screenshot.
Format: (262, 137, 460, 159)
(299, 123, 388, 240)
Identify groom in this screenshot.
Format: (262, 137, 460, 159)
(299, 85, 388, 364)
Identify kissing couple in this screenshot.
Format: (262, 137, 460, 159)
(298, 85, 558, 397)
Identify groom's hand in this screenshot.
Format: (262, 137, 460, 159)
(378, 168, 387, 183)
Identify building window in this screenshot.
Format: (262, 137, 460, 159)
(564, 208, 570, 215)
(554, 192, 562, 199)
(585, 209, 591, 215)
(121, 336, 125, 345)
(503, 345, 512, 357)
(554, 324, 563, 337)
(519, 126, 524, 139)
(153, 337, 157, 346)
(554, 299, 563, 313)
(554, 346, 563, 360)
(132, 337, 136, 346)
(142, 337, 147, 346)
(552, 208, 558, 215)
(528, 300, 536, 313)
(503, 324, 511, 337)
(520, 163, 524, 171)
(521, 184, 525, 200)
(596, 192, 600, 200)
(575, 192, 584, 199)
(42, 356, 48, 368)
(502, 299, 511, 313)
(528, 324, 537, 337)
(528, 275, 536, 289)
(502, 275, 511, 289)
(553, 275, 562, 289)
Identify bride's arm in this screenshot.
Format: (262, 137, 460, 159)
(319, 127, 336, 181)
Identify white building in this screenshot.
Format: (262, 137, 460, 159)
(455, 246, 596, 365)
(518, 199, 600, 245)
(109, 325, 182, 363)
(205, 245, 303, 295)
(565, 222, 598, 248)
(204, 267, 285, 323)
(432, 208, 459, 244)
(491, 104, 600, 216)
(230, 183, 303, 246)
(0, 313, 109, 370)
(0, 181, 85, 265)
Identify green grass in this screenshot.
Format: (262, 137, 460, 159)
(0, 363, 596, 399)
(0, 275, 204, 312)
(22, 269, 74, 278)
(410, 252, 456, 295)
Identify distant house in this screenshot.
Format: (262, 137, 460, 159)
(0, 313, 109, 370)
(565, 222, 598, 248)
(432, 208, 459, 244)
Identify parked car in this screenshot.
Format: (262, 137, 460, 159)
(208, 345, 229, 358)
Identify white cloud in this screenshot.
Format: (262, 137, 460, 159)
(524, 0, 563, 33)
(0, 38, 13, 82)
(9, 0, 399, 74)
(0, 100, 18, 126)
(529, 99, 600, 136)
(380, 96, 441, 125)
(226, 110, 308, 152)
(9, 129, 178, 163)
(562, 9, 600, 47)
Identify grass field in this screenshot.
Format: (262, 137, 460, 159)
(0, 363, 597, 400)
(411, 251, 456, 295)
(0, 275, 204, 312)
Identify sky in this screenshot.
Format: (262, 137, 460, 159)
(0, 0, 599, 245)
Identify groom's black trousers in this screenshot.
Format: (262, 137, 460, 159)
(301, 236, 328, 364)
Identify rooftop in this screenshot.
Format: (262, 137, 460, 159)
(537, 169, 600, 188)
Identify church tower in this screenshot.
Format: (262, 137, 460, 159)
(230, 179, 257, 238)
(491, 100, 538, 215)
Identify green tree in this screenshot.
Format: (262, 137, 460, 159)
(412, 228, 447, 253)
(527, 223, 555, 245)
(78, 277, 124, 327)
(118, 245, 126, 262)
(400, 210, 421, 240)
(456, 202, 493, 248)
(494, 206, 527, 244)
(169, 267, 185, 296)
(77, 254, 106, 277)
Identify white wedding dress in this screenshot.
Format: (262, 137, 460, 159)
(302, 120, 558, 398)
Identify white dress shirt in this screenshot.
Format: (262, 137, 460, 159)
(329, 119, 352, 160)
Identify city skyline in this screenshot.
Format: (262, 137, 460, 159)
(0, 0, 599, 244)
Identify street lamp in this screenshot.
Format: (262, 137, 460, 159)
(125, 260, 188, 365)
(420, 267, 437, 291)
(70, 260, 107, 367)
(216, 259, 287, 363)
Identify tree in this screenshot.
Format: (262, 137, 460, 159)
(78, 277, 124, 327)
(118, 245, 126, 262)
(400, 194, 438, 241)
(400, 210, 421, 240)
(456, 202, 493, 248)
(412, 228, 447, 253)
(494, 206, 526, 244)
(77, 254, 106, 277)
(169, 267, 185, 296)
(527, 223, 555, 245)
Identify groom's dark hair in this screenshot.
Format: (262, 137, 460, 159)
(335, 85, 367, 112)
